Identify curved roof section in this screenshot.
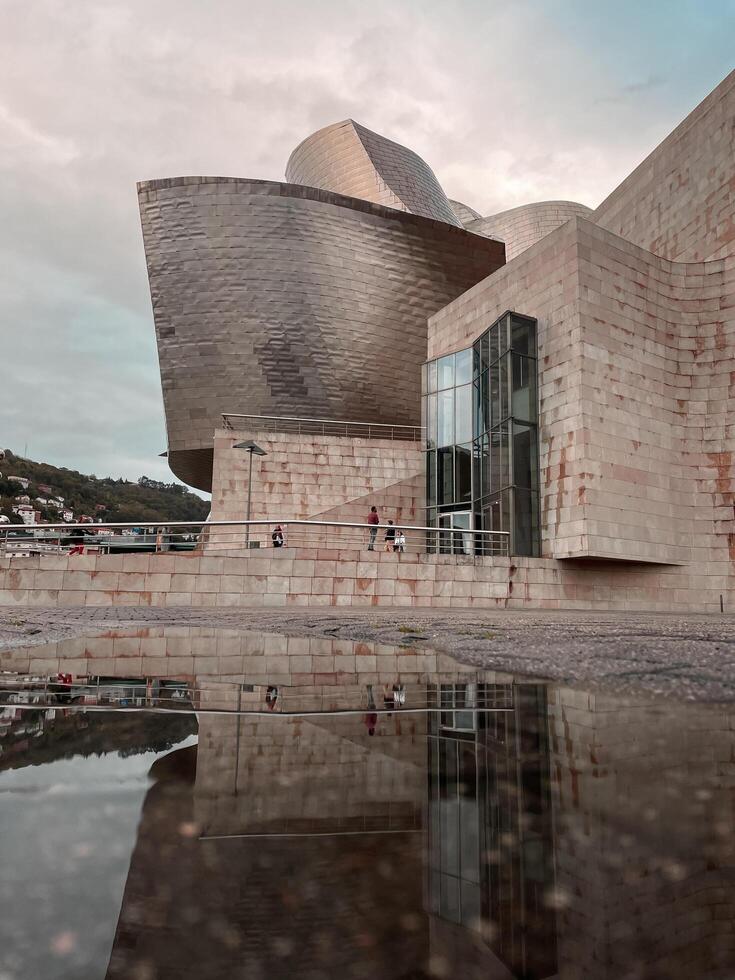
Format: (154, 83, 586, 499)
(467, 200, 593, 261)
(285, 119, 462, 227)
(449, 199, 482, 226)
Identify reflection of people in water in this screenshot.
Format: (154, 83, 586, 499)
(366, 684, 376, 710)
(392, 684, 406, 708)
(364, 712, 378, 736)
(265, 686, 279, 710)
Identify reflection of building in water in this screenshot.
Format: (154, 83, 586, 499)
(427, 682, 558, 980)
(548, 690, 735, 980)
(106, 682, 559, 979)
(108, 711, 431, 980)
(104, 680, 735, 979)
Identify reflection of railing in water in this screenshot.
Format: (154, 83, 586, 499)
(221, 413, 424, 442)
(1, 519, 510, 557)
(0, 676, 192, 710)
(0, 675, 517, 716)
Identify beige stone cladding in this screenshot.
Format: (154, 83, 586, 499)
(285, 118, 461, 226)
(549, 688, 735, 978)
(209, 427, 424, 543)
(468, 200, 593, 260)
(308, 473, 424, 528)
(428, 214, 735, 573)
(0, 546, 731, 612)
(594, 69, 735, 262)
(138, 178, 504, 491)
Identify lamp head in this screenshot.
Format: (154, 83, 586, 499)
(233, 440, 268, 456)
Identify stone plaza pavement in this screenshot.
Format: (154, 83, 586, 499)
(1, 605, 735, 703)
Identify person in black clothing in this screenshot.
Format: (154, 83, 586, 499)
(271, 525, 284, 547)
(384, 519, 396, 552)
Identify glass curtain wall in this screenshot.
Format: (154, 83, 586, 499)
(423, 312, 539, 556)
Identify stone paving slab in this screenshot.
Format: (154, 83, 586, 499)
(2, 606, 735, 703)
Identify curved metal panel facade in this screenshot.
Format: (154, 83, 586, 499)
(449, 199, 482, 226)
(285, 119, 461, 226)
(138, 178, 504, 490)
(469, 200, 593, 260)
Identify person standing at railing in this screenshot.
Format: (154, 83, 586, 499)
(395, 529, 406, 553)
(366, 506, 380, 551)
(384, 519, 396, 552)
(271, 525, 284, 548)
(68, 525, 85, 557)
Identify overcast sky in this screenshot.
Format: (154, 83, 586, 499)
(1, 0, 733, 492)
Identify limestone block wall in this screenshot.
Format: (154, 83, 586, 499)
(209, 427, 425, 544)
(0, 545, 732, 612)
(429, 217, 583, 559)
(548, 688, 735, 978)
(428, 215, 735, 575)
(593, 69, 735, 262)
(309, 473, 424, 528)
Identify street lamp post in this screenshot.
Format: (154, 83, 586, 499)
(233, 441, 268, 549)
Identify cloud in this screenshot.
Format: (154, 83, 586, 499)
(0, 103, 80, 165)
(595, 74, 667, 105)
(0, 0, 733, 493)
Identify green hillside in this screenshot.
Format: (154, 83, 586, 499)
(0, 450, 209, 525)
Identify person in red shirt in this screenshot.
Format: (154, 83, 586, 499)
(366, 505, 379, 551)
(364, 712, 378, 736)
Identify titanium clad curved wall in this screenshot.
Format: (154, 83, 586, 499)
(285, 119, 461, 227)
(449, 199, 482, 226)
(138, 177, 504, 491)
(468, 200, 593, 261)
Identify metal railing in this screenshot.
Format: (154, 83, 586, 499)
(0, 519, 509, 558)
(221, 413, 424, 442)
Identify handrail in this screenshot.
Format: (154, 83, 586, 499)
(2, 519, 508, 535)
(1, 518, 509, 558)
(221, 413, 424, 441)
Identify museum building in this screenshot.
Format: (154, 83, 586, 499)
(134, 69, 735, 610)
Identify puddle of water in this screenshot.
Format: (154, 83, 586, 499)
(1, 629, 734, 979)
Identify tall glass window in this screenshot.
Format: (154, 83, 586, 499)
(437, 389, 454, 447)
(422, 311, 539, 556)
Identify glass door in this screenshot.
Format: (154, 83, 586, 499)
(451, 512, 472, 556)
(438, 511, 473, 555)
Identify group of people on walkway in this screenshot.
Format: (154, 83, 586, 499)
(270, 507, 407, 551)
(366, 506, 406, 552)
